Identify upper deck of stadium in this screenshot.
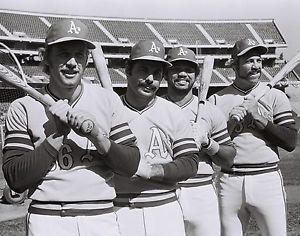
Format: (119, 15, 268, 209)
(0, 9, 299, 88)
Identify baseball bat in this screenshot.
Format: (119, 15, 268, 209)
(229, 50, 300, 132)
(195, 55, 214, 122)
(91, 42, 113, 90)
(0, 64, 94, 134)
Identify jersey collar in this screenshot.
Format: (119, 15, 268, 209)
(121, 95, 157, 114)
(232, 81, 260, 95)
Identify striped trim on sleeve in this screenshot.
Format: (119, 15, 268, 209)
(109, 123, 136, 144)
(173, 138, 198, 158)
(4, 130, 34, 151)
(211, 128, 231, 144)
(274, 111, 295, 125)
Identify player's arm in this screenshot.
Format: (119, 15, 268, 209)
(3, 138, 63, 193)
(87, 129, 140, 177)
(136, 133, 200, 184)
(2, 101, 65, 193)
(136, 151, 200, 184)
(244, 93, 297, 151)
(203, 107, 236, 168)
(262, 121, 297, 151)
(202, 137, 236, 169)
(65, 94, 141, 177)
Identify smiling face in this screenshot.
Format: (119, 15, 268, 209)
(234, 50, 263, 90)
(46, 41, 89, 95)
(126, 60, 164, 100)
(165, 60, 197, 92)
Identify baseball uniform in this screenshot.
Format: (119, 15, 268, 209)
(209, 82, 297, 236)
(3, 82, 138, 236)
(164, 94, 231, 236)
(113, 95, 199, 236)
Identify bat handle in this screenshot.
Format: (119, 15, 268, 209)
(228, 116, 240, 135)
(80, 119, 95, 135)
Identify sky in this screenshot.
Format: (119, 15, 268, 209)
(1, 0, 300, 60)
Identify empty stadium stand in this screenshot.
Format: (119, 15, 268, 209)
(0, 9, 299, 98)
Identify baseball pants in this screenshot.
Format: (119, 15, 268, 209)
(217, 170, 286, 236)
(115, 200, 185, 236)
(177, 184, 221, 236)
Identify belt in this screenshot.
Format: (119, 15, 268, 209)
(29, 200, 114, 217)
(178, 179, 213, 188)
(114, 195, 177, 208)
(221, 166, 279, 176)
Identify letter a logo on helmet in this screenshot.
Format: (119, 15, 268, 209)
(149, 41, 160, 54)
(178, 47, 188, 56)
(68, 20, 81, 34)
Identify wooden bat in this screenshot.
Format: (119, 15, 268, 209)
(91, 42, 113, 90)
(229, 50, 300, 132)
(195, 55, 214, 122)
(0, 64, 94, 134)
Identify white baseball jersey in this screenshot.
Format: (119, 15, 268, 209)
(113, 95, 198, 204)
(163, 95, 231, 185)
(4, 82, 135, 203)
(209, 82, 295, 172)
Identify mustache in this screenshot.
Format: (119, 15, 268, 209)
(249, 68, 261, 74)
(138, 81, 157, 89)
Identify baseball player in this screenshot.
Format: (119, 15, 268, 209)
(208, 38, 298, 236)
(2, 19, 140, 236)
(113, 40, 200, 236)
(163, 46, 236, 236)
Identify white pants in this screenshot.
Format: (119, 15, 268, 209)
(115, 200, 185, 236)
(27, 212, 121, 236)
(217, 170, 286, 236)
(177, 184, 221, 236)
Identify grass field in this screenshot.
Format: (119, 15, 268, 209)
(0, 147, 300, 235)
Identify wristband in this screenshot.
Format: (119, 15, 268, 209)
(204, 138, 219, 156)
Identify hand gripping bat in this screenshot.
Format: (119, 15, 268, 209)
(0, 63, 94, 134)
(229, 51, 300, 132)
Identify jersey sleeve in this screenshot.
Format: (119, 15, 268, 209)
(205, 103, 231, 145)
(160, 108, 199, 183)
(101, 90, 140, 176)
(172, 110, 199, 158)
(272, 89, 295, 126)
(3, 101, 56, 193)
(108, 91, 137, 145)
(262, 89, 297, 151)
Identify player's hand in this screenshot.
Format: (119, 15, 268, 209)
(65, 109, 100, 138)
(243, 94, 268, 129)
(229, 105, 247, 122)
(243, 94, 260, 119)
(134, 158, 152, 179)
(190, 119, 209, 149)
(48, 99, 71, 136)
(133, 158, 164, 180)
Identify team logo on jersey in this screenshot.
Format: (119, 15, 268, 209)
(178, 47, 188, 56)
(144, 127, 171, 159)
(67, 20, 81, 34)
(149, 42, 160, 54)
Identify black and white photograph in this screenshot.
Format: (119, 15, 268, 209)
(0, 0, 299, 235)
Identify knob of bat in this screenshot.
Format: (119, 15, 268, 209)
(80, 119, 94, 134)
